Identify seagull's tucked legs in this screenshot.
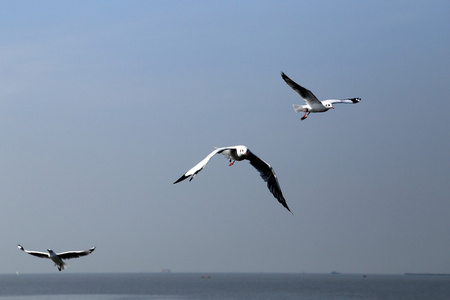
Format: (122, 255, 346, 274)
(301, 110, 310, 120)
(228, 160, 235, 166)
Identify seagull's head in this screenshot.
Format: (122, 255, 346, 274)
(47, 249, 53, 254)
(235, 145, 248, 157)
(324, 102, 334, 110)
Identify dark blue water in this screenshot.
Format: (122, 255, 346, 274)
(0, 273, 449, 299)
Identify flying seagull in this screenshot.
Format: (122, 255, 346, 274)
(174, 145, 291, 213)
(17, 244, 96, 271)
(281, 72, 361, 120)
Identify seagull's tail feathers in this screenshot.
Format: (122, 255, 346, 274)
(293, 104, 307, 113)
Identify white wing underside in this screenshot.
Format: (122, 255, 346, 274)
(322, 98, 361, 105)
(184, 147, 229, 177)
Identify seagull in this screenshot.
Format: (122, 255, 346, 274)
(174, 145, 291, 213)
(17, 244, 96, 271)
(281, 72, 361, 120)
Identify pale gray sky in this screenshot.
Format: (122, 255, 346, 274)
(1, 0, 449, 274)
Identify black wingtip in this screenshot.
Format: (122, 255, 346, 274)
(280, 72, 294, 86)
(349, 97, 361, 103)
(282, 202, 293, 215)
(275, 194, 293, 215)
(275, 195, 292, 214)
(173, 174, 189, 184)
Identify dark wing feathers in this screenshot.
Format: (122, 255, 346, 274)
(57, 247, 96, 260)
(24, 252, 49, 259)
(281, 72, 320, 103)
(245, 150, 291, 213)
(347, 97, 361, 103)
(17, 244, 49, 259)
(174, 174, 190, 184)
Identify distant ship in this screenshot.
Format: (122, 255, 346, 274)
(330, 271, 341, 275)
(161, 269, 171, 273)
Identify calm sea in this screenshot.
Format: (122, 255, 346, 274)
(0, 273, 449, 300)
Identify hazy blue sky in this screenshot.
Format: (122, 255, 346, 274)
(2, 0, 449, 274)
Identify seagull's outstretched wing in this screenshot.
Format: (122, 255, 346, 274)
(322, 98, 361, 105)
(174, 147, 228, 184)
(245, 150, 292, 213)
(57, 247, 96, 260)
(281, 72, 321, 106)
(17, 244, 49, 259)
